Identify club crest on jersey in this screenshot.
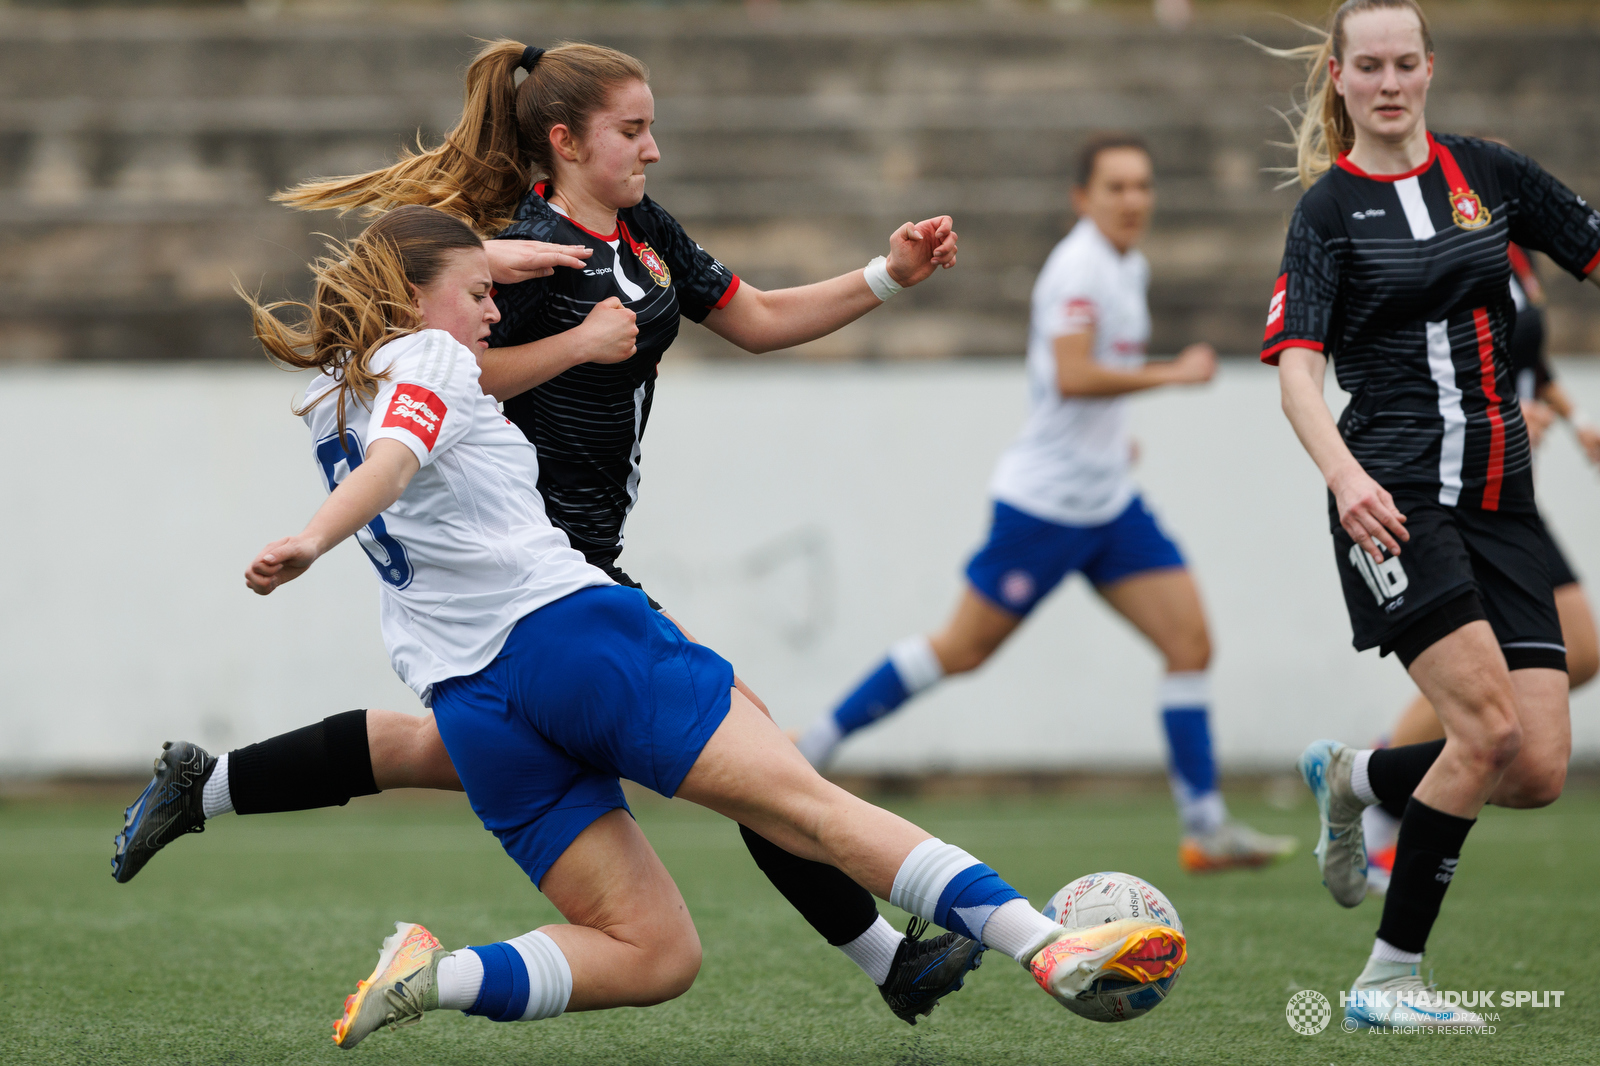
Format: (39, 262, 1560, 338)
(382, 384, 446, 451)
(1451, 189, 1490, 230)
(635, 243, 672, 288)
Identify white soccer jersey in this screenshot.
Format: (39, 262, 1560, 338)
(300, 330, 611, 704)
(988, 218, 1150, 526)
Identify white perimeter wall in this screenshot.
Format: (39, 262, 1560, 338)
(5, 358, 1600, 775)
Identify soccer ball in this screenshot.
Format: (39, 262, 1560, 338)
(1040, 871, 1184, 1023)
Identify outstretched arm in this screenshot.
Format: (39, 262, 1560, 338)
(1278, 346, 1408, 563)
(702, 217, 958, 354)
(1054, 333, 1217, 397)
(245, 439, 420, 596)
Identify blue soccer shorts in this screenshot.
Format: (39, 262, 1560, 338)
(431, 584, 735, 887)
(965, 496, 1186, 616)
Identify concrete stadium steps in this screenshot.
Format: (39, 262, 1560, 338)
(2, 5, 1598, 362)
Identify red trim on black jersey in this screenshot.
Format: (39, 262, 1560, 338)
(1584, 248, 1600, 278)
(532, 182, 621, 241)
(1507, 243, 1535, 285)
(1334, 133, 1439, 183)
(712, 274, 741, 311)
(1472, 307, 1506, 511)
(1260, 337, 1323, 366)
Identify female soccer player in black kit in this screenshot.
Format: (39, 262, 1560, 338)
(113, 40, 980, 1025)
(1261, 0, 1600, 1028)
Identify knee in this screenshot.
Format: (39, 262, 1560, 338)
(636, 923, 702, 1005)
(932, 636, 992, 676)
(1461, 714, 1523, 776)
(1163, 626, 1212, 673)
(1496, 761, 1566, 809)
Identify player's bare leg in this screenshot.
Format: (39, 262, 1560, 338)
(926, 587, 1024, 675)
(679, 690, 1183, 1004)
(367, 711, 462, 790)
(1096, 568, 1294, 870)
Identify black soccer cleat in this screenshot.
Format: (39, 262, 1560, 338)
(112, 741, 216, 883)
(878, 917, 985, 1025)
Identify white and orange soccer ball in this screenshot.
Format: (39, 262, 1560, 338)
(1040, 871, 1185, 1022)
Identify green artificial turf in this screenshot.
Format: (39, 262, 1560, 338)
(2, 787, 1596, 1065)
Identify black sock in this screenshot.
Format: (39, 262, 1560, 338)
(227, 710, 379, 815)
(738, 825, 881, 947)
(1367, 740, 1445, 817)
(1374, 797, 1475, 954)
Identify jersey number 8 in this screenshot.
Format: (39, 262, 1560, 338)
(316, 431, 415, 590)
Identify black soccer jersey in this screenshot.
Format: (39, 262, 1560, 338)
(489, 183, 739, 554)
(1261, 133, 1600, 512)
(1506, 243, 1551, 401)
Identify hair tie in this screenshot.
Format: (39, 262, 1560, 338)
(519, 45, 545, 73)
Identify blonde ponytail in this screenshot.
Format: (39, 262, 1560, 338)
(275, 39, 648, 234)
(237, 206, 483, 439)
(1254, 0, 1433, 188)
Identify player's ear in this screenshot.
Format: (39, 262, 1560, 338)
(548, 123, 581, 163)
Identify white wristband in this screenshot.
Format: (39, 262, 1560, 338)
(863, 256, 903, 302)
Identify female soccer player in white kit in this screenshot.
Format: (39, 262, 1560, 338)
(795, 134, 1294, 873)
(237, 205, 1185, 1048)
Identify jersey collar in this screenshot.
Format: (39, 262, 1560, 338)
(534, 181, 621, 241)
(1334, 133, 1438, 182)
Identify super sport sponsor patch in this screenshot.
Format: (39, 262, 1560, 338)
(382, 384, 446, 451)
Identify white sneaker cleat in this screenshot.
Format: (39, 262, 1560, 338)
(1297, 740, 1368, 907)
(333, 922, 447, 1049)
(1026, 919, 1187, 1006)
(1345, 959, 1488, 1029)
(1179, 820, 1298, 873)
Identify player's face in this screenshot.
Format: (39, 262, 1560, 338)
(1073, 148, 1154, 254)
(413, 247, 500, 356)
(568, 79, 660, 210)
(1331, 9, 1432, 144)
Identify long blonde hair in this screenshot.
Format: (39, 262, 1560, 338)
(275, 40, 650, 233)
(237, 205, 483, 439)
(1257, 0, 1434, 188)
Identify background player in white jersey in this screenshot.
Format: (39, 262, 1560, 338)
(232, 204, 1185, 1049)
(794, 134, 1295, 873)
(1262, 0, 1600, 1029)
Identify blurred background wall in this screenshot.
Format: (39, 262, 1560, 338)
(3, 0, 1599, 366)
(3, 0, 1598, 776)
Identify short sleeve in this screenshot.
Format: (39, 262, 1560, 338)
(1497, 145, 1600, 281)
(1261, 202, 1341, 365)
(629, 196, 739, 323)
(367, 331, 481, 468)
(1032, 249, 1101, 340)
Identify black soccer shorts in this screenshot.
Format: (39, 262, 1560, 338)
(1330, 492, 1565, 671)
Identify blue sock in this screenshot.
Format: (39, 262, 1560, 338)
(937, 865, 1023, 943)
(831, 635, 945, 737)
(832, 659, 910, 735)
(890, 839, 1024, 944)
(463, 931, 571, 1022)
(1159, 672, 1225, 836)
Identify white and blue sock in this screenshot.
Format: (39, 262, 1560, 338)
(797, 636, 944, 767)
(889, 838, 1059, 963)
(437, 930, 571, 1021)
(1159, 671, 1227, 837)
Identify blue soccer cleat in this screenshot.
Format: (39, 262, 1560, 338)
(112, 741, 216, 883)
(1297, 739, 1368, 908)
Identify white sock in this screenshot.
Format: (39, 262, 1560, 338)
(201, 752, 233, 818)
(435, 949, 484, 1010)
(1176, 789, 1227, 838)
(1350, 749, 1379, 806)
(982, 897, 1063, 964)
(1363, 804, 1400, 856)
(837, 915, 900, 985)
(506, 930, 573, 1020)
(889, 838, 980, 923)
(794, 716, 842, 769)
(887, 635, 944, 695)
(1369, 937, 1423, 965)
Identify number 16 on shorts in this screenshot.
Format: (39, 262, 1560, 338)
(1349, 543, 1409, 606)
